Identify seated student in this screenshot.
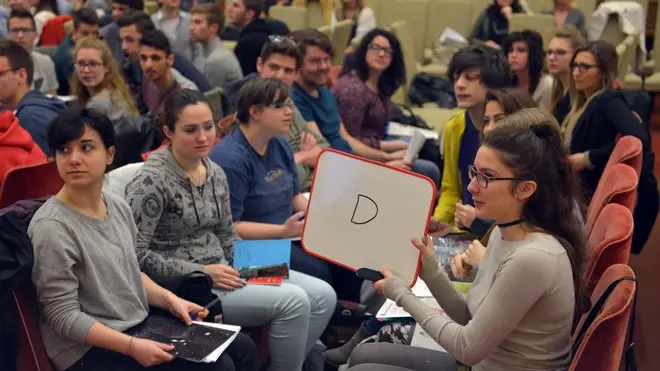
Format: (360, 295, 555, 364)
(432, 45, 512, 229)
(348, 121, 587, 371)
(0, 40, 66, 155)
(564, 40, 658, 254)
(100, 0, 144, 62)
(469, 0, 526, 47)
(53, 8, 100, 96)
(139, 30, 198, 114)
(150, 0, 196, 60)
(229, 0, 290, 76)
(547, 27, 585, 124)
(0, 110, 46, 184)
(8, 0, 58, 38)
(290, 29, 412, 169)
(331, 0, 376, 51)
(541, 0, 586, 35)
(8, 8, 58, 95)
(72, 36, 138, 121)
(190, 4, 243, 87)
(503, 30, 553, 110)
(224, 36, 328, 191)
(117, 10, 211, 104)
(29, 107, 257, 371)
(333, 28, 440, 186)
(125, 88, 336, 371)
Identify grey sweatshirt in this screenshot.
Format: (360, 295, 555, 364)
(384, 228, 574, 371)
(29, 192, 149, 371)
(125, 148, 237, 277)
(86, 88, 135, 121)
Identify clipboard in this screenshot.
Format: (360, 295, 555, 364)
(301, 149, 437, 287)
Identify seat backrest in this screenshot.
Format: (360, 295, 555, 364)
(380, 0, 430, 62)
(391, 21, 418, 91)
(331, 19, 354, 65)
(269, 5, 309, 30)
(584, 203, 633, 297)
(508, 13, 556, 48)
(570, 264, 636, 371)
(599, 13, 627, 47)
(13, 279, 54, 371)
(604, 135, 643, 178)
(203, 87, 229, 123)
(585, 163, 638, 238)
(426, 0, 473, 47)
(318, 24, 332, 39)
(0, 161, 62, 209)
(218, 114, 237, 139)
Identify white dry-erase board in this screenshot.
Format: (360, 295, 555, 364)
(301, 149, 437, 287)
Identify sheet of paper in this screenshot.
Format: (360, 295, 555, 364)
(404, 129, 427, 162)
(411, 279, 432, 298)
(410, 324, 448, 353)
(439, 27, 468, 45)
(376, 297, 442, 319)
(233, 240, 291, 270)
(388, 122, 439, 140)
(193, 322, 242, 363)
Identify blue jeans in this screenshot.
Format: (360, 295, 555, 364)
(411, 159, 441, 188)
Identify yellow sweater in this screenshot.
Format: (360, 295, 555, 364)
(433, 111, 467, 223)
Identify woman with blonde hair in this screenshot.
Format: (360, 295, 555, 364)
(541, 0, 585, 34)
(546, 27, 585, 124)
(72, 36, 138, 121)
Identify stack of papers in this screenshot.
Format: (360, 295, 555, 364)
(388, 122, 439, 140)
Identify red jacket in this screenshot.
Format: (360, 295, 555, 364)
(0, 111, 47, 185)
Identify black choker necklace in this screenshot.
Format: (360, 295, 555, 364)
(498, 219, 525, 228)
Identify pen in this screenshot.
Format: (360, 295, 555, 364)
(191, 296, 222, 321)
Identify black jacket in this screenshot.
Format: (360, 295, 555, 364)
(571, 89, 658, 253)
(0, 198, 47, 371)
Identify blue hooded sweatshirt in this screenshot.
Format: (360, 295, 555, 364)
(15, 90, 67, 156)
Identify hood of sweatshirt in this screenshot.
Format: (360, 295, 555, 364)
(0, 111, 37, 151)
(16, 90, 68, 114)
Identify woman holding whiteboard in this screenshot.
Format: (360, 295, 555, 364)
(29, 107, 249, 371)
(346, 121, 587, 371)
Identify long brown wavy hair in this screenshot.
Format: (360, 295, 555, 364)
(71, 36, 138, 117)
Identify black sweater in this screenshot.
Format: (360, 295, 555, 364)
(571, 89, 658, 254)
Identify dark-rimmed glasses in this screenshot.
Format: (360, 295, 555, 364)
(468, 165, 529, 188)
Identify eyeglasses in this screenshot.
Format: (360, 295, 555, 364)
(546, 48, 568, 57)
(9, 27, 35, 34)
(570, 62, 597, 73)
(75, 61, 104, 71)
(268, 35, 297, 46)
(368, 43, 393, 56)
(468, 165, 529, 188)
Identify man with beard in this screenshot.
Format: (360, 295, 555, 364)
(139, 30, 198, 114)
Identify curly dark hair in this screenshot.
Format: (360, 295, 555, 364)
(351, 28, 406, 99)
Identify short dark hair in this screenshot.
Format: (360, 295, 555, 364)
(244, 0, 264, 18)
(158, 89, 211, 131)
(116, 10, 155, 34)
(8, 8, 36, 30)
(114, 0, 144, 11)
(290, 28, 334, 58)
(73, 8, 100, 29)
(503, 30, 545, 95)
(0, 40, 33, 85)
(48, 107, 116, 170)
(353, 28, 405, 98)
(235, 78, 289, 123)
(191, 3, 224, 33)
(140, 29, 171, 55)
(260, 36, 303, 70)
(447, 44, 513, 89)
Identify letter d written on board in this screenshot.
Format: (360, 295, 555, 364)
(351, 194, 379, 225)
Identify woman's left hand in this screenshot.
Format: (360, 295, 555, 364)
(166, 294, 208, 325)
(454, 202, 476, 229)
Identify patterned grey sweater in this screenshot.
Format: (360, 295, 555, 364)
(125, 148, 237, 277)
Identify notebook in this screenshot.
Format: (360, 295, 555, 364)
(125, 315, 241, 363)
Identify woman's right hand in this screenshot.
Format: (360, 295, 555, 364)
(127, 337, 175, 367)
(450, 253, 470, 280)
(411, 236, 435, 259)
(281, 211, 305, 238)
(204, 264, 244, 290)
(427, 218, 453, 237)
(484, 40, 500, 49)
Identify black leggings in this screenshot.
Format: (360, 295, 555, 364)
(65, 332, 257, 371)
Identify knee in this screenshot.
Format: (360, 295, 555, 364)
(275, 284, 312, 318)
(214, 353, 235, 371)
(309, 278, 338, 315)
